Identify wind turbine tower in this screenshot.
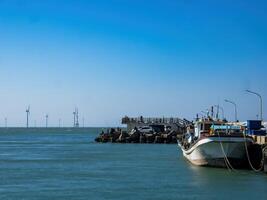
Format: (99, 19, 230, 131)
(46, 114, 48, 128)
(73, 108, 80, 127)
(75, 108, 79, 128)
(82, 117, 84, 128)
(26, 105, 30, 128)
(73, 110, 76, 127)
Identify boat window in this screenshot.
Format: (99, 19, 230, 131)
(204, 124, 212, 131)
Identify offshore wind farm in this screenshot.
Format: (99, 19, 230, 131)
(6, 106, 89, 129)
(2, 107, 85, 128)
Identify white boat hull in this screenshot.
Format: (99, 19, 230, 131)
(179, 137, 254, 168)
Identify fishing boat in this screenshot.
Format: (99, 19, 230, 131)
(178, 117, 254, 168)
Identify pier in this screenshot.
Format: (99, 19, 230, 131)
(121, 116, 190, 132)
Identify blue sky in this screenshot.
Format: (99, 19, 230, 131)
(0, 0, 266, 127)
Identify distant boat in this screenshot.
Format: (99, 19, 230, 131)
(178, 118, 254, 168)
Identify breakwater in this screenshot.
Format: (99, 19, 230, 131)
(95, 128, 181, 144)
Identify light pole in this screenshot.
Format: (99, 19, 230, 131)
(246, 90, 263, 121)
(225, 99, 237, 122)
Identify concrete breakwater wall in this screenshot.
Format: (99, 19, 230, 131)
(95, 128, 180, 144)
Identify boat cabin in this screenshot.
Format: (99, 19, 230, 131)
(210, 124, 244, 136)
(194, 118, 225, 138)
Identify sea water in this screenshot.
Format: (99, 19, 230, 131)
(0, 128, 266, 200)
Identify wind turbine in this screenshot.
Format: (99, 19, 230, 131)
(75, 108, 79, 127)
(73, 107, 80, 127)
(26, 105, 30, 128)
(82, 117, 84, 128)
(5, 117, 7, 128)
(73, 110, 76, 127)
(45, 114, 48, 128)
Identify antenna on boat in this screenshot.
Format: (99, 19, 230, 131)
(197, 113, 204, 118)
(26, 105, 30, 128)
(201, 111, 206, 118)
(211, 106, 214, 119)
(206, 109, 210, 117)
(216, 105, 219, 119)
(214, 105, 225, 120)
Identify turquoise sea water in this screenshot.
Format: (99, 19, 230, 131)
(0, 128, 266, 200)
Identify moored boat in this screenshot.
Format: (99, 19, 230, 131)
(178, 117, 254, 168)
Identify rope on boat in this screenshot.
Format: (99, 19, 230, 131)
(242, 132, 263, 172)
(217, 130, 236, 171)
(222, 150, 232, 172)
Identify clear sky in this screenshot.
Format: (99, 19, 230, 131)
(0, 0, 266, 127)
